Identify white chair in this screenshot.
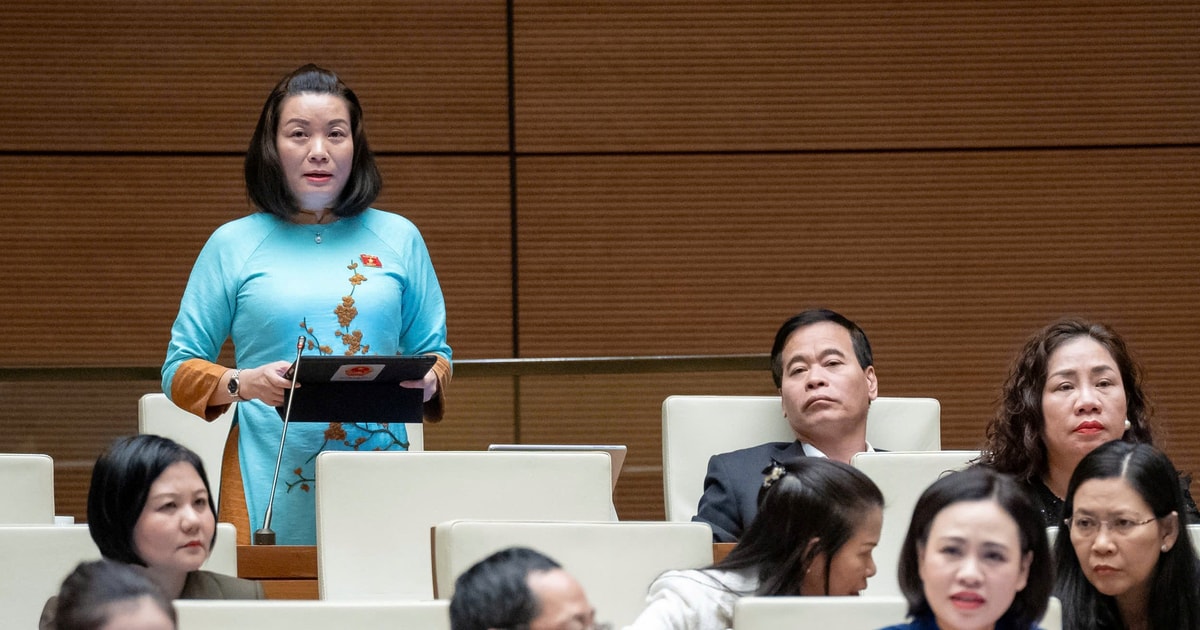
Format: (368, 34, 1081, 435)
(662, 395, 941, 522)
(1043, 596, 1063, 630)
(205, 522, 240, 577)
(0, 525, 101, 629)
(139, 393, 426, 505)
(139, 393, 236, 505)
(731, 595, 1061, 630)
(0, 453, 55, 524)
(175, 600, 450, 630)
(316, 451, 614, 601)
(851, 450, 979, 597)
(432, 520, 713, 627)
(733, 595, 908, 629)
(0, 522, 239, 629)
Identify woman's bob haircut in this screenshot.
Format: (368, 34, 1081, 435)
(244, 63, 382, 219)
(897, 466, 1053, 629)
(86, 434, 217, 566)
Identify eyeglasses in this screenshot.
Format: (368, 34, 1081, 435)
(1064, 514, 1157, 537)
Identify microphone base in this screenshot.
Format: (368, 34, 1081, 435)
(252, 529, 276, 546)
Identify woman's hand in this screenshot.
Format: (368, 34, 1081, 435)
(238, 361, 296, 407)
(400, 368, 439, 403)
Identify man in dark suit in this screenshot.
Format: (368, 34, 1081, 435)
(693, 309, 880, 542)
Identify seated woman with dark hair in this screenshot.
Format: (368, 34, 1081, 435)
(625, 457, 884, 630)
(40, 434, 263, 629)
(882, 466, 1054, 630)
(980, 317, 1198, 527)
(1055, 440, 1200, 630)
(54, 559, 175, 630)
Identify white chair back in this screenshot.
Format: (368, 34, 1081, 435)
(851, 450, 978, 597)
(731, 595, 1061, 630)
(662, 395, 941, 522)
(0, 453, 55, 524)
(1043, 596, 1063, 630)
(139, 393, 236, 505)
(206, 522, 240, 576)
(0, 522, 239, 628)
(432, 520, 713, 627)
(0, 525, 101, 629)
(175, 600, 450, 630)
(733, 595, 908, 629)
(316, 451, 614, 601)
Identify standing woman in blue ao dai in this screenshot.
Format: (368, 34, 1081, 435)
(880, 467, 1054, 630)
(162, 64, 452, 545)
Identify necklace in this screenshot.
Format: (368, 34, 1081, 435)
(295, 210, 334, 244)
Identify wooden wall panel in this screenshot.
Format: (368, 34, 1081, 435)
(0, 381, 153, 520)
(514, 1, 1199, 151)
(1, 0, 508, 152)
(2, 1, 1197, 524)
(0, 156, 511, 365)
(515, 149, 1200, 496)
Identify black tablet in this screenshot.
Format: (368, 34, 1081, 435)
(277, 355, 437, 424)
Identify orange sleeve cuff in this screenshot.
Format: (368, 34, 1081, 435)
(423, 354, 452, 423)
(170, 358, 233, 422)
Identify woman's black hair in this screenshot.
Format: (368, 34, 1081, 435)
(244, 63, 382, 219)
(1054, 440, 1200, 630)
(86, 434, 217, 566)
(54, 559, 175, 630)
(897, 466, 1053, 629)
(716, 457, 883, 596)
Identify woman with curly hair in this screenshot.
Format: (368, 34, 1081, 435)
(979, 317, 1197, 526)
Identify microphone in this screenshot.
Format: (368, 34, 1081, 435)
(253, 335, 306, 546)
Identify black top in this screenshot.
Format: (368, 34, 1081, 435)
(1023, 475, 1200, 528)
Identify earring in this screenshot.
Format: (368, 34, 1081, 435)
(1162, 544, 1169, 552)
(1124, 419, 1132, 431)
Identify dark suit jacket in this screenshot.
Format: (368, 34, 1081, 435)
(180, 569, 265, 599)
(691, 441, 808, 542)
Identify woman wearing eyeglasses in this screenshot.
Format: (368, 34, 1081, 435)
(1055, 440, 1200, 630)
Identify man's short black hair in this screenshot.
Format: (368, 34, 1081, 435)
(450, 547, 562, 630)
(770, 308, 873, 388)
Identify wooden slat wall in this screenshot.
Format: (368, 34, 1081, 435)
(3, 0, 508, 152)
(1, 1, 1196, 522)
(513, 1, 1199, 150)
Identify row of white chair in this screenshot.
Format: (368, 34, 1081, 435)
(0, 523, 238, 629)
(733, 595, 1063, 630)
(170, 596, 1054, 630)
(137, 393, 941, 526)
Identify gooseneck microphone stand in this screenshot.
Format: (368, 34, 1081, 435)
(253, 336, 306, 546)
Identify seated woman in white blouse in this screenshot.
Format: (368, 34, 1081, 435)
(626, 457, 884, 630)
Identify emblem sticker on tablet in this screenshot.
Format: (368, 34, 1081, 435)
(330, 363, 386, 381)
